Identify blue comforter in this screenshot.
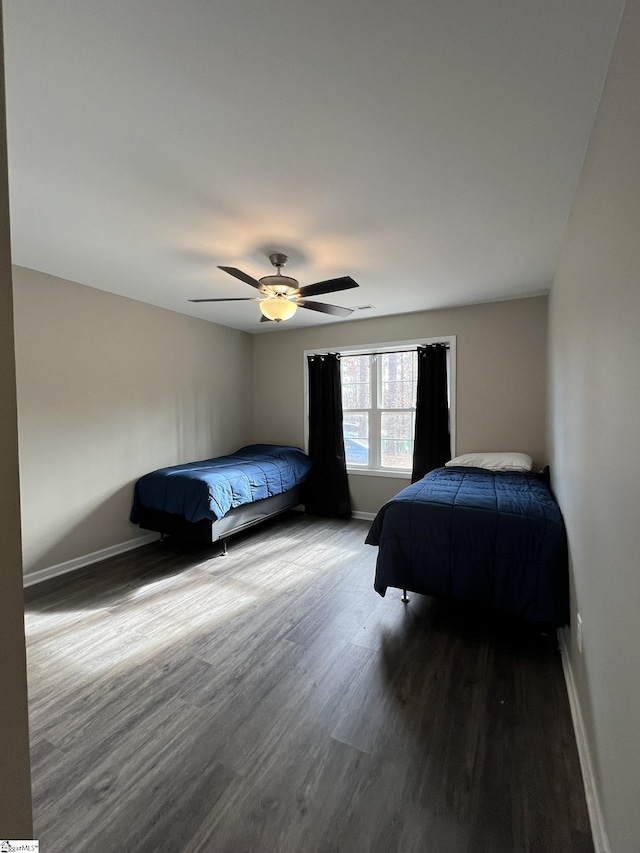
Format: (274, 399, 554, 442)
(366, 467, 568, 625)
(130, 444, 312, 524)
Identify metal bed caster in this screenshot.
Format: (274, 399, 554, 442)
(401, 588, 410, 603)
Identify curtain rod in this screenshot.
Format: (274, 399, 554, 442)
(307, 341, 451, 358)
(340, 344, 450, 358)
(309, 344, 449, 359)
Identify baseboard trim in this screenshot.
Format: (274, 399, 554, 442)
(352, 511, 376, 521)
(23, 533, 160, 588)
(557, 629, 610, 853)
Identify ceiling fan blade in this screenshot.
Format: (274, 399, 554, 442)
(218, 266, 264, 290)
(188, 297, 260, 303)
(296, 276, 359, 298)
(297, 300, 353, 317)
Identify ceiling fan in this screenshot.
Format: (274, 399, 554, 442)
(189, 253, 359, 322)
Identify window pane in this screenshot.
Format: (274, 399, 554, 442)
(342, 354, 370, 383)
(381, 411, 414, 469)
(379, 352, 417, 408)
(380, 380, 416, 409)
(341, 355, 370, 410)
(343, 412, 369, 466)
(342, 383, 371, 409)
(344, 413, 368, 438)
(380, 351, 417, 382)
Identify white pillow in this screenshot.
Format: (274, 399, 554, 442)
(445, 452, 533, 472)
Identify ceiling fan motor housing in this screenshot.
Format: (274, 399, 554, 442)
(258, 274, 299, 295)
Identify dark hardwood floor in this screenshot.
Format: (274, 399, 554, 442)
(24, 513, 593, 853)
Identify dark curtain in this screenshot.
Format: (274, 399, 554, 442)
(305, 353, 352, 518)
(411, 344, 451, 483)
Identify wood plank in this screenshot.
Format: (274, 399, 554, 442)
(25, 516, 593, 853)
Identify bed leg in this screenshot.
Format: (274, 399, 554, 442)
(401, 588, 410, 603)
(221, 538, 228, 556)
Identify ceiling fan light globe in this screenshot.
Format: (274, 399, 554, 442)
(259, 297, 298, 322)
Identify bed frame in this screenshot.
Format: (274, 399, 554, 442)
(136, 485, 305, 550)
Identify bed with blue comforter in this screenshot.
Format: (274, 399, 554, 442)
(366, 467, 568, 625)
(130, 444, 312, 545)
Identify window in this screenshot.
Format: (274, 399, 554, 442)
(304, 336, 455, 478)
(341, 350, 418, 472)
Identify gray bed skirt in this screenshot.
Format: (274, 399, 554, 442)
(136, 484, 305, 545)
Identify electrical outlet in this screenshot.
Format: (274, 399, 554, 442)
(576, 613, 583, 653)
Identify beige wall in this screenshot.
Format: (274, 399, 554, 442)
(13, 266, 253, 577)
(0, 9, 33, 835)
(252, 295, 547, 515)
(548, 0, 640, 849)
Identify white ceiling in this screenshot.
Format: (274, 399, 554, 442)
(3, 0, 624, 333)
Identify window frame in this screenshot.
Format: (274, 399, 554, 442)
(303, 336, 456, 479)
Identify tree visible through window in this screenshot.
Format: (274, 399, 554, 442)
(341, 351, 418, 471)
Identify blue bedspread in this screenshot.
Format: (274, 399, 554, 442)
(366, 467, 568, 625)
(130, 444, 312, 524)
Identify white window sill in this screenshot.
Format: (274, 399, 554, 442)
(346, 467, 412, 479)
